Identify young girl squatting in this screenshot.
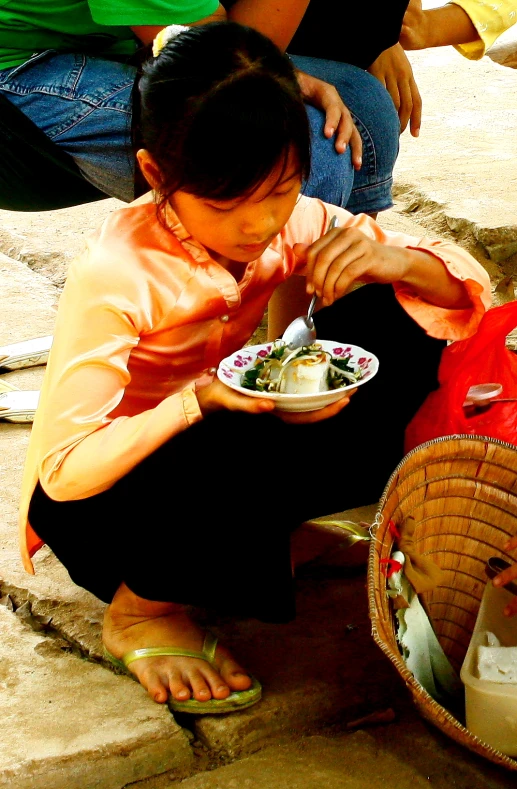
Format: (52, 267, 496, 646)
(19, 22, 491, 713)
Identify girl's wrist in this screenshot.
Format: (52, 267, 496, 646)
(397, 248, 431, 289)
(195, 382, 211, 416)
(387, 246, 413, 283)
(196, 379, 223, 417)
(398, 249, 471, 308)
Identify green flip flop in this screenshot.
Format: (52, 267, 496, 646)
(104, 631, 262, 714)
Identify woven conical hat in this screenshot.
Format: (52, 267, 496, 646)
(368, 435, 517, 770)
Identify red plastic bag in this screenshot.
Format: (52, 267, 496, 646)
(405, 302, 517, 452)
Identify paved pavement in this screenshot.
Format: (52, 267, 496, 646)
(0, 41, 516, 789)
(394, 44, 517, 272)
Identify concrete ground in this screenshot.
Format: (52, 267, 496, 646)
(1, 39, 517, 789)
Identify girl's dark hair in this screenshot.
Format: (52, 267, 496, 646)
(138, 22, 311, 206)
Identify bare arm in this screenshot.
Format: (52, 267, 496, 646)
(131, 4, 227, 45)
(400, 1, 479, 50)
(387, 247, 471, 307)
(226, 0, 310, 50)
(132, 0, 310, 51)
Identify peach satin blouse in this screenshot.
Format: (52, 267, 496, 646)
(18, 193, 491, 572)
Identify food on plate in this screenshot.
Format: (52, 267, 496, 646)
(240, 342, 362, 395)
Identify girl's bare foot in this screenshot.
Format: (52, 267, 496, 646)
(103, 583, 253, 704)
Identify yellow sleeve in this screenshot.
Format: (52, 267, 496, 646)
(34, 252, 202, 502)
(450, 0, 517, 59)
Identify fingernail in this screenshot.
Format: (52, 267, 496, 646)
(504, 606, 512, 617)
(493, 578, 501, 586)
(327, 127, 335, 136)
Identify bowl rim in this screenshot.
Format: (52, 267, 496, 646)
(217, 339, 379, 401)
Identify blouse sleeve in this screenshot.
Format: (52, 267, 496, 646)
(36, 253, 202, 502)
(450, 0, 517, 60)
(296, 203, 491, 341)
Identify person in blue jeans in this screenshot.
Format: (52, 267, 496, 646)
(0, 1, 399, 215)
(0, 1, 400, 333)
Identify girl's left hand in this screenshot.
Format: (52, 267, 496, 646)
(274, 388, 357, 424)
(295, 69, 363, 169)
(294, 226, 410, 307)
(493, 536, 517, 617)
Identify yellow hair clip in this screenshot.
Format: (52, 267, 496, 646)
(152, 24, 189, 57)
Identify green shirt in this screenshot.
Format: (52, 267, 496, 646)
(0, 0, 219, 69)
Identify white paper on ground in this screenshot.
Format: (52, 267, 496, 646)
(388, 551, 463, 704)
(0, 389, 39, 421)
(0, 335, 52, 370)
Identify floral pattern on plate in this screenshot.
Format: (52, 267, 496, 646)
(217, 339, 379, 413)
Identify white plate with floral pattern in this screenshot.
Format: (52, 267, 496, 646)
(217, 340, 379, 412)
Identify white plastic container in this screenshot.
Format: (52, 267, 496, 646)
(461, 581, 517, 755)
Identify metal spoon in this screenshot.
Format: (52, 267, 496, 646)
(281, 215, 339, 350)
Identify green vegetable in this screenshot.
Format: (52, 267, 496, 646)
(242, 364, 265, 390)
(331, 356, 355, 374)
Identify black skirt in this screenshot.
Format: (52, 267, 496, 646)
(288, 0, 410, 69)
(29, 285, 444, 621)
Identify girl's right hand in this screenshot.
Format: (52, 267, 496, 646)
(196, 378, 275, 417)
(295, 226, 410, 307)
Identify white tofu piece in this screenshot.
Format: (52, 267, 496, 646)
(486, 631, 501, 647)
(280, 355, 330, 394)
(478, 645, 517, 683)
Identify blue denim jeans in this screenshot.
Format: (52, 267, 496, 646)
(0, 50, 399, 210)
(290, 54, 399, 214)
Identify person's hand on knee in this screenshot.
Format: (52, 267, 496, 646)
(295, 70, 363, 169)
